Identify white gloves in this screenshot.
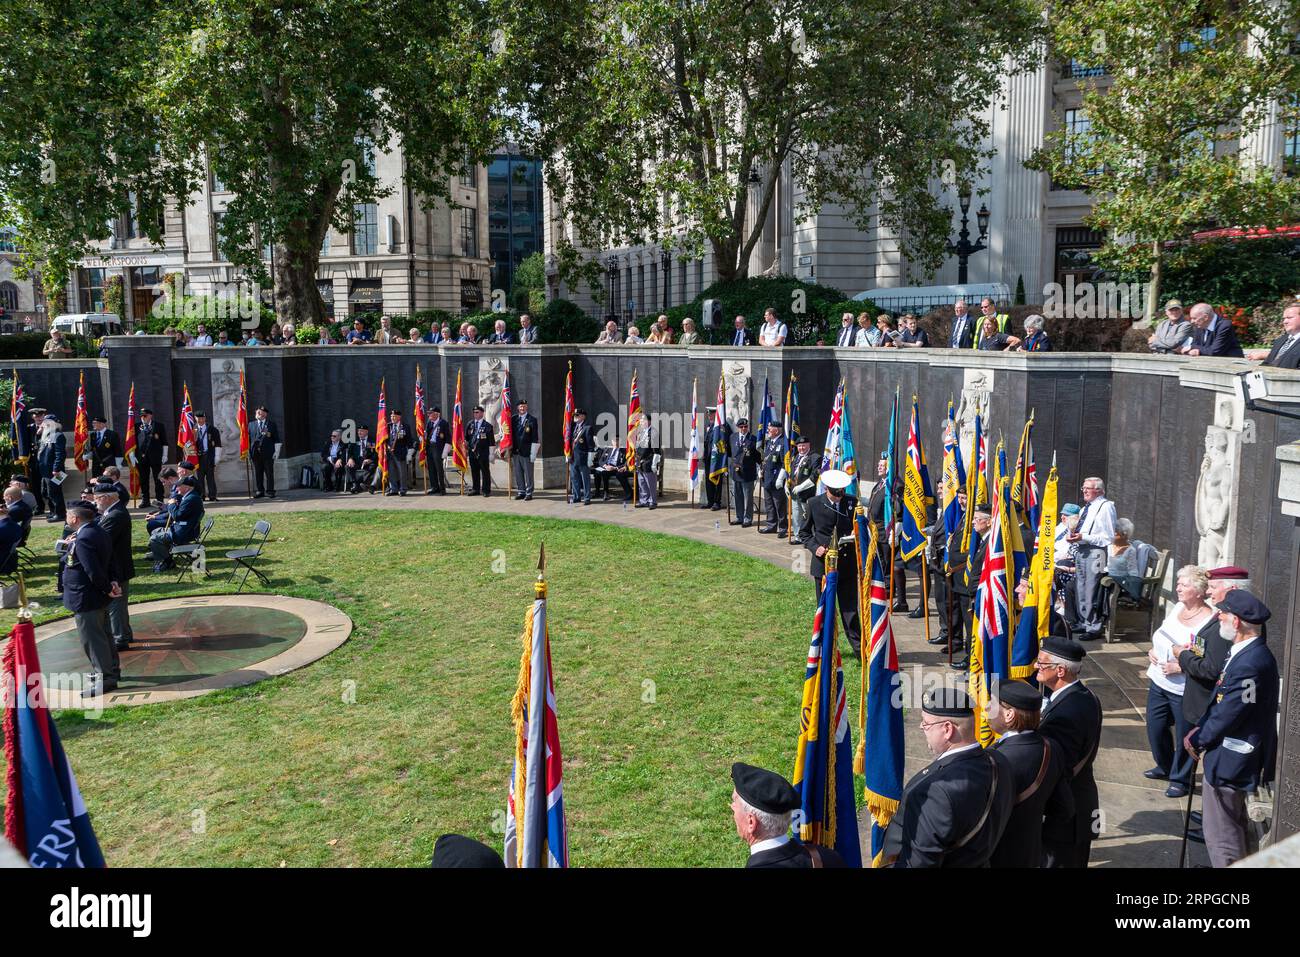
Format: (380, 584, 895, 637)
(214, 448, 223, 464)
(274, 443, 281, 460)
(161, 446, 168, 464)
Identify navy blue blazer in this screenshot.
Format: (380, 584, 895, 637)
(62, 521, 114, 613)
(37, 432, 66, 477)
(1191, 638, 1279, 790)
(729, 432, 759, 481)
(1194, 319, 1244, 358)
(169, 490, 205, 545)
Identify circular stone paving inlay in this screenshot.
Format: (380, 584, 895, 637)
(35, 594, 352, 709)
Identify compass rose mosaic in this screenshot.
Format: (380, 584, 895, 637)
(33, 594, 352, 709)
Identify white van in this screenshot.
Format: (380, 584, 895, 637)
(52, 313, 124, 337)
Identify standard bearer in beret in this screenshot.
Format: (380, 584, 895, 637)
(730, 763, 846, 868)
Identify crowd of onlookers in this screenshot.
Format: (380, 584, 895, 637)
(42, 296, 1300, 366)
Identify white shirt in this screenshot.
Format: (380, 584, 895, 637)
(1147, 602, 1213, 695)
(1228, 635, 1260, 662)
(940, 742, 981, 759)
(749, 834, 791, 856)
(759, 321, 787, 346)
(1047, 679, 1078, 705)
(836, 324, 855, 347)
(1053, 524, 1073, 564)
(999, 730, 1024, 740)
(1076, 494, 1116, 548)
(192, 333, 213, 347)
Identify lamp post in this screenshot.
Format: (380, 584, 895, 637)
(945, 187, 990, 285)
(661, 249, 671, 310)
(606, 256, 619, 325)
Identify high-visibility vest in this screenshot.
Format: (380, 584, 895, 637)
(973, 313, 1010, 349)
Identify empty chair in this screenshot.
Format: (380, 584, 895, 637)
(226, 520, 272, 592)
(173, 516, 216, 583)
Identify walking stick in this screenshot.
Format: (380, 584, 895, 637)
(945, 567, 955, 666)
(507, 448, 512, 498)
(1179, 756, 1200, 869)
(920, 552, 931, 644)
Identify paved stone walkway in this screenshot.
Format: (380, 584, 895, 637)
(199, 483, 1208, 867)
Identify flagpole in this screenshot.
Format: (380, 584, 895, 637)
(921, 551, 931, 644)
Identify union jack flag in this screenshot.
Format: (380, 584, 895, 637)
(176, 383, 196, 460)
(9, 370, 26, 458)
(970, 476, 1016, 747)
(504, 570, 567, 868)
(817, 379, 856, 495)
(855, 507, 904, 866)
(450, 370, 468, 472)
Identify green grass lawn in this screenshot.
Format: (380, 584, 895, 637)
(2, 510, 852, 867)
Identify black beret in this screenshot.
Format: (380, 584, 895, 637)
(731, 762, 800, 814)
(992, 679, 1041, 712)
(922, 686, 974, 717)
(1217, 589, 1271, 625)
(179, 460, 197, 470)
(1042, 636, 1087, 663)
(178, 476, 199, 488)
(430, 834, 504, 869)
(91, 482, 118, 495)
(194, 410, 206, 417)
(91, 415, 106, 424)
(66, 499, 95, 512)
(736, 417, 749, 426)
(140, 408, 153, 415)
(796, 435, 811, 444)
(473, 405, 484, 413)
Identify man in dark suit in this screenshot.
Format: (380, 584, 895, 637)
(348, 425, 379, 493)
(61, 499, 121, 698)
(321, 428, 348, 492)
(882, 687, 1014, 867)
(1184, 301, 1244, 357)
(701, 410, 730, 511)
(4, 485, 33, 547)
(249, 406, 279, 498)
(987, 679, 1073, 868)
(567, 408, 594, 504)
(488, 319, 514, 344)
(1185, 590, 1279, 868)
(833, 312, 857, 348)
(385, 410, 412, 496)
(0, 502, 23, 575)
(88, 416, 122, 477)
(949, 299, 976, 349)
(92, 482, 135, 652)
(730, 315, 751, 347)
(21, 408, 47, 514)
(593, 441, 631, 501)
(37, 414, 67, 523)
(510, 399, 539, 500)
(1246, 300, 1300, 369)
(797, 469, 861, 658)
(148, 476, 204, 571)
(134, 408, 168, 508)
(424, 407, 451, 494)
(731, 762, 846, 868)
(193, 411, 222, 501)
(728, 418, 759, 527)
(759, 421, 788, 535)
(465, 405, 494, 496)
(1037, 636, 1103, 868)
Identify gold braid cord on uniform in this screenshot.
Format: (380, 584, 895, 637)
(509, 585, 544, 868)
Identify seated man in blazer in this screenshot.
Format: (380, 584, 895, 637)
(593, 442, 631, 501)
(1182, 302, 1244, 358)
(1246, 300, 1300, 369)
(147, 475, 204, 571)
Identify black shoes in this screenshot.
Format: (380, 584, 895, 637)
(758, 526, 775, 534)
(466, 490, 479, 496)
(1166, 784, 1189, 799)
(524, 494, 533, 501)
(254, 492, 265, 499)
(742, 521, 753, 528)
(892, 603, 909, 613)
(1143, 767, 1169, 781)
(729, 519, 741, 526)
(926, 633, 948, 645)
(908, 607, 925, 619)
(115, 638, 132, 651)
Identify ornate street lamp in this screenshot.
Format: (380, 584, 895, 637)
(945, 186, 990, 285)
(661, 249, 671, 309)
(606, 256, 619, 323)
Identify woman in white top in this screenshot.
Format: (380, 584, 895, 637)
(1144, 564, 1213, 798)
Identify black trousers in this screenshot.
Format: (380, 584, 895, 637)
(763, 483, 788, 531)
(252, 451, 275, 494)
(595, 470, 631, 499)
(1043, 837, 1092, 869)
(43, 477, 66, 519)
(347, 462, 376, 491)
(322, 460, 346, 491)
(703, 476, 724, 507)
(427, 452, 446, 492)
(198, 452, 218, 499)
(815, 559, 862, 657)
(140, 456, 164, 506)
(27, 458, 45, 513)
(468, 453, 491, 495)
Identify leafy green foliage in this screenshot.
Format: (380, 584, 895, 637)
(0, 334, 54, 360)
(653, 276, 846, 344)
(511, 252, 547, 312)
(1028, 0, 1300, 319)
(500, 0, 1042, 286)
(1102, 236, 1300, 308)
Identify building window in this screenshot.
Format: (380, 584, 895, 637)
(0, 227, 16, 252)
(78, 267, 107, 312)
(213, 212, 233, 260)
(459, 151, 477, 189)
(353, 203, 378, 256)
(695, 259, 704, 297)
(0, 282, 18, 311)
(1179, 26, 1217, 54)
(1053, 226, 1105, 292)
(1284, 97, 1299, 177)
(1061, 59, 1105, 79)
(459, 206, 478, 259)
